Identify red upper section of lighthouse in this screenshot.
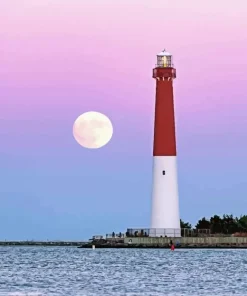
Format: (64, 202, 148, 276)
(152, 50, 177, 156)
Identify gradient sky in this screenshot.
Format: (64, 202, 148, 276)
(0, 0, 247, 240)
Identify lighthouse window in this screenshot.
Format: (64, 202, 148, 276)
(162, 170, 165, 175)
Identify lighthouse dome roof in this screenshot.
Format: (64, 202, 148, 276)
(157, 49, 172, 56)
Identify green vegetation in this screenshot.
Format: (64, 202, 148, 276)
(181, 215, 247, 235)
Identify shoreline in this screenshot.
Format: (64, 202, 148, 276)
(1, 242, 247, 248)
(78, 242, 247, 249)
(2, 236, 247, 249)
(0, 241, 85, 247)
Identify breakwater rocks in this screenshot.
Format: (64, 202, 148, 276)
(0, 241, 86, 247)
(78, 237, 247, 248)
(79, 242, 247, 249)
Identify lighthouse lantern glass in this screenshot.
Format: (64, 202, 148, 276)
(157, 55, 172, 68)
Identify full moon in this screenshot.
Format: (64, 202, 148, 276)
(73, 111, 113, 149)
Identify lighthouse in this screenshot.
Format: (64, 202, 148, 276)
(150, 49, 181, 237)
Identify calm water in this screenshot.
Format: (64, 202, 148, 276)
(0, 247, 247, 296)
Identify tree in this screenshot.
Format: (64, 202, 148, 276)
(221, 214, 238, 234)
(238, 215, 247, 229)
(195, 214, 243, 234)
(180, 219, 192, 229)
(210, 215, 223, 234)
(235, 215, 247, 232)
(195, 217, 210, 229)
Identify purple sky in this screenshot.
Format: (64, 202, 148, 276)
(0, 0, 247, 240)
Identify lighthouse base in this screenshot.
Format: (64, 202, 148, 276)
(150, 156, 181, 236)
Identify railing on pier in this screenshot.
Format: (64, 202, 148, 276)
(106, 233, 125, 239)
(126, 228, 211, 238)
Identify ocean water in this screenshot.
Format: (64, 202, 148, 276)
(0, 247, 247, 296)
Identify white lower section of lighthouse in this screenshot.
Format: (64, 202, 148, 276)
(150, 156, 181, 237)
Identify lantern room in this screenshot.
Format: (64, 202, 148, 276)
(156, 49, 173, 68)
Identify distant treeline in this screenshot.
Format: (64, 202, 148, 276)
(181, 215, 247, 234)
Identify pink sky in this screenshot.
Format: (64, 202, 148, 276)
(1, 0, 246, 147)
(1, 0, 246, 104)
